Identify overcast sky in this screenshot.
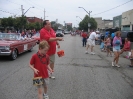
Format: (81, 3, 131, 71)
(0, 0, 133, 27)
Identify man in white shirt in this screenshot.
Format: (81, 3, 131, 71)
(85, 31, 98, 55)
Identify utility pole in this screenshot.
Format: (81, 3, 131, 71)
(21, 5, 24, 16)
(88, 11, 92, 18)
(44, 8, 45, 21)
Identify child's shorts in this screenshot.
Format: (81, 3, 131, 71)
(113, 47, 121, 52)
(37, 78, 49, 88)
(107, 45, 111, 49)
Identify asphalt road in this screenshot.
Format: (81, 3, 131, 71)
(0, 34, 133, 99)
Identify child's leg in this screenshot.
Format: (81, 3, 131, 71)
(116, 52, 120, 64)
(113, 51, 118, 63)
(43, 78, 49, 95)
(106, 48, 109, 56)
(44, 86, 48, 94)
(38, 87, 43, 99)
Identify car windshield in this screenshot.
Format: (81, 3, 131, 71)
(0, 33, 21, 40)
(56, 30, 62, 33)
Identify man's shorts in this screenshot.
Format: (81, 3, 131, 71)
(130, 42, 133, 50)
(37, 78, 49, 88)
(113, 47, 121, 52)
(50, 54, 55, 64)
(87, 39, 95, 46)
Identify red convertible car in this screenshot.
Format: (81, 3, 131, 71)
(32, 33, 40, 44)
(0, 33, 37, 60)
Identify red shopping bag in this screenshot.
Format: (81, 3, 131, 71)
(57, 50, 64, 57)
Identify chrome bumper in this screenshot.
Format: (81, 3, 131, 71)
(0, 51, 11, 56)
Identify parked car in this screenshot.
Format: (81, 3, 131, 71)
(64, 30, 70, 34)
(0, 33, 37, 60)
(56, 30, 64, 37)
(32, 33, 40, 44)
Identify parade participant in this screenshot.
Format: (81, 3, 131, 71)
(85, 31, 98, 55)
(81, 31, 88, 47)
(29, 40, 53, 99)
(112, 31, 122, 67)
(40, 20, 63, 79)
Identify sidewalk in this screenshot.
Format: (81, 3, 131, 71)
(93, 45, 133, 85)
(94, 45, 130, 67)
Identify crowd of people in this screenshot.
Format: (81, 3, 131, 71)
(81, 30, 133, 68)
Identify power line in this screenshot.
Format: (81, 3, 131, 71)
(23, 0, 43, 12)
(29, 0, 44, 10)
(0, 9, 16, 15)
(6, 0, 21, 5)
(92, 0, 133, 16)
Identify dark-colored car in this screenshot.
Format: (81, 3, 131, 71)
(56, 30, 64, 37)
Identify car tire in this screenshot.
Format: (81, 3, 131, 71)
(10, 49, 17, 60)
(28, 45, 33, 52)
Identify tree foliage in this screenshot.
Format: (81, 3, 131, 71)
(1, 16, 42, 31)
(79, 15, 97, 31)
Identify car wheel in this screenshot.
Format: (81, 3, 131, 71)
(10, 49, 17, 60)
(28, 45, 33, 52)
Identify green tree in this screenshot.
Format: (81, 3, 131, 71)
(1, 18, 8, 29)
(34, 22, 41, 30)
(79, 15, 97, 31)
(51, 21, 58, 31)
(27, 23, 35, 30)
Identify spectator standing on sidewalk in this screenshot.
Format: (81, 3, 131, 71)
(81, 31, 88, 47)
(106, 35, 112, 56)
(112, 31, 122, 67)
(85, 31, 98, 55)
(127, 32, 133, 67)
(29, 41, 53, 99)
(40, 20, 63, 79)
(119, 38, 130, 56)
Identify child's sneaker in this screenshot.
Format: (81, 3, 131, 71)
(43, 94, 49, 99)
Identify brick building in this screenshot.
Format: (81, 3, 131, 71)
(26, 17, 43, 24)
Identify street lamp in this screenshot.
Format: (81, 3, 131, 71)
(78, 7, 92, 17)
(23, 6, 34, 16)
(76, 16, 82, 21)
(78, 7, 92, 32)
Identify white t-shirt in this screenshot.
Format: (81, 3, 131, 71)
(89, 32, 97, 40)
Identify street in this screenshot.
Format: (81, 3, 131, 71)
(0, 34, 133, 99)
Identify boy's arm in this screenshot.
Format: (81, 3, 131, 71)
(29, 64, 39, 74)
(47, 65, 53, 73)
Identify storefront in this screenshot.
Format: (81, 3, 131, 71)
(121, 9, 133, 31)
(113, 15, 122, 30)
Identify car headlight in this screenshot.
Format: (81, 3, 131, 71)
(5, 46, 10, 50)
